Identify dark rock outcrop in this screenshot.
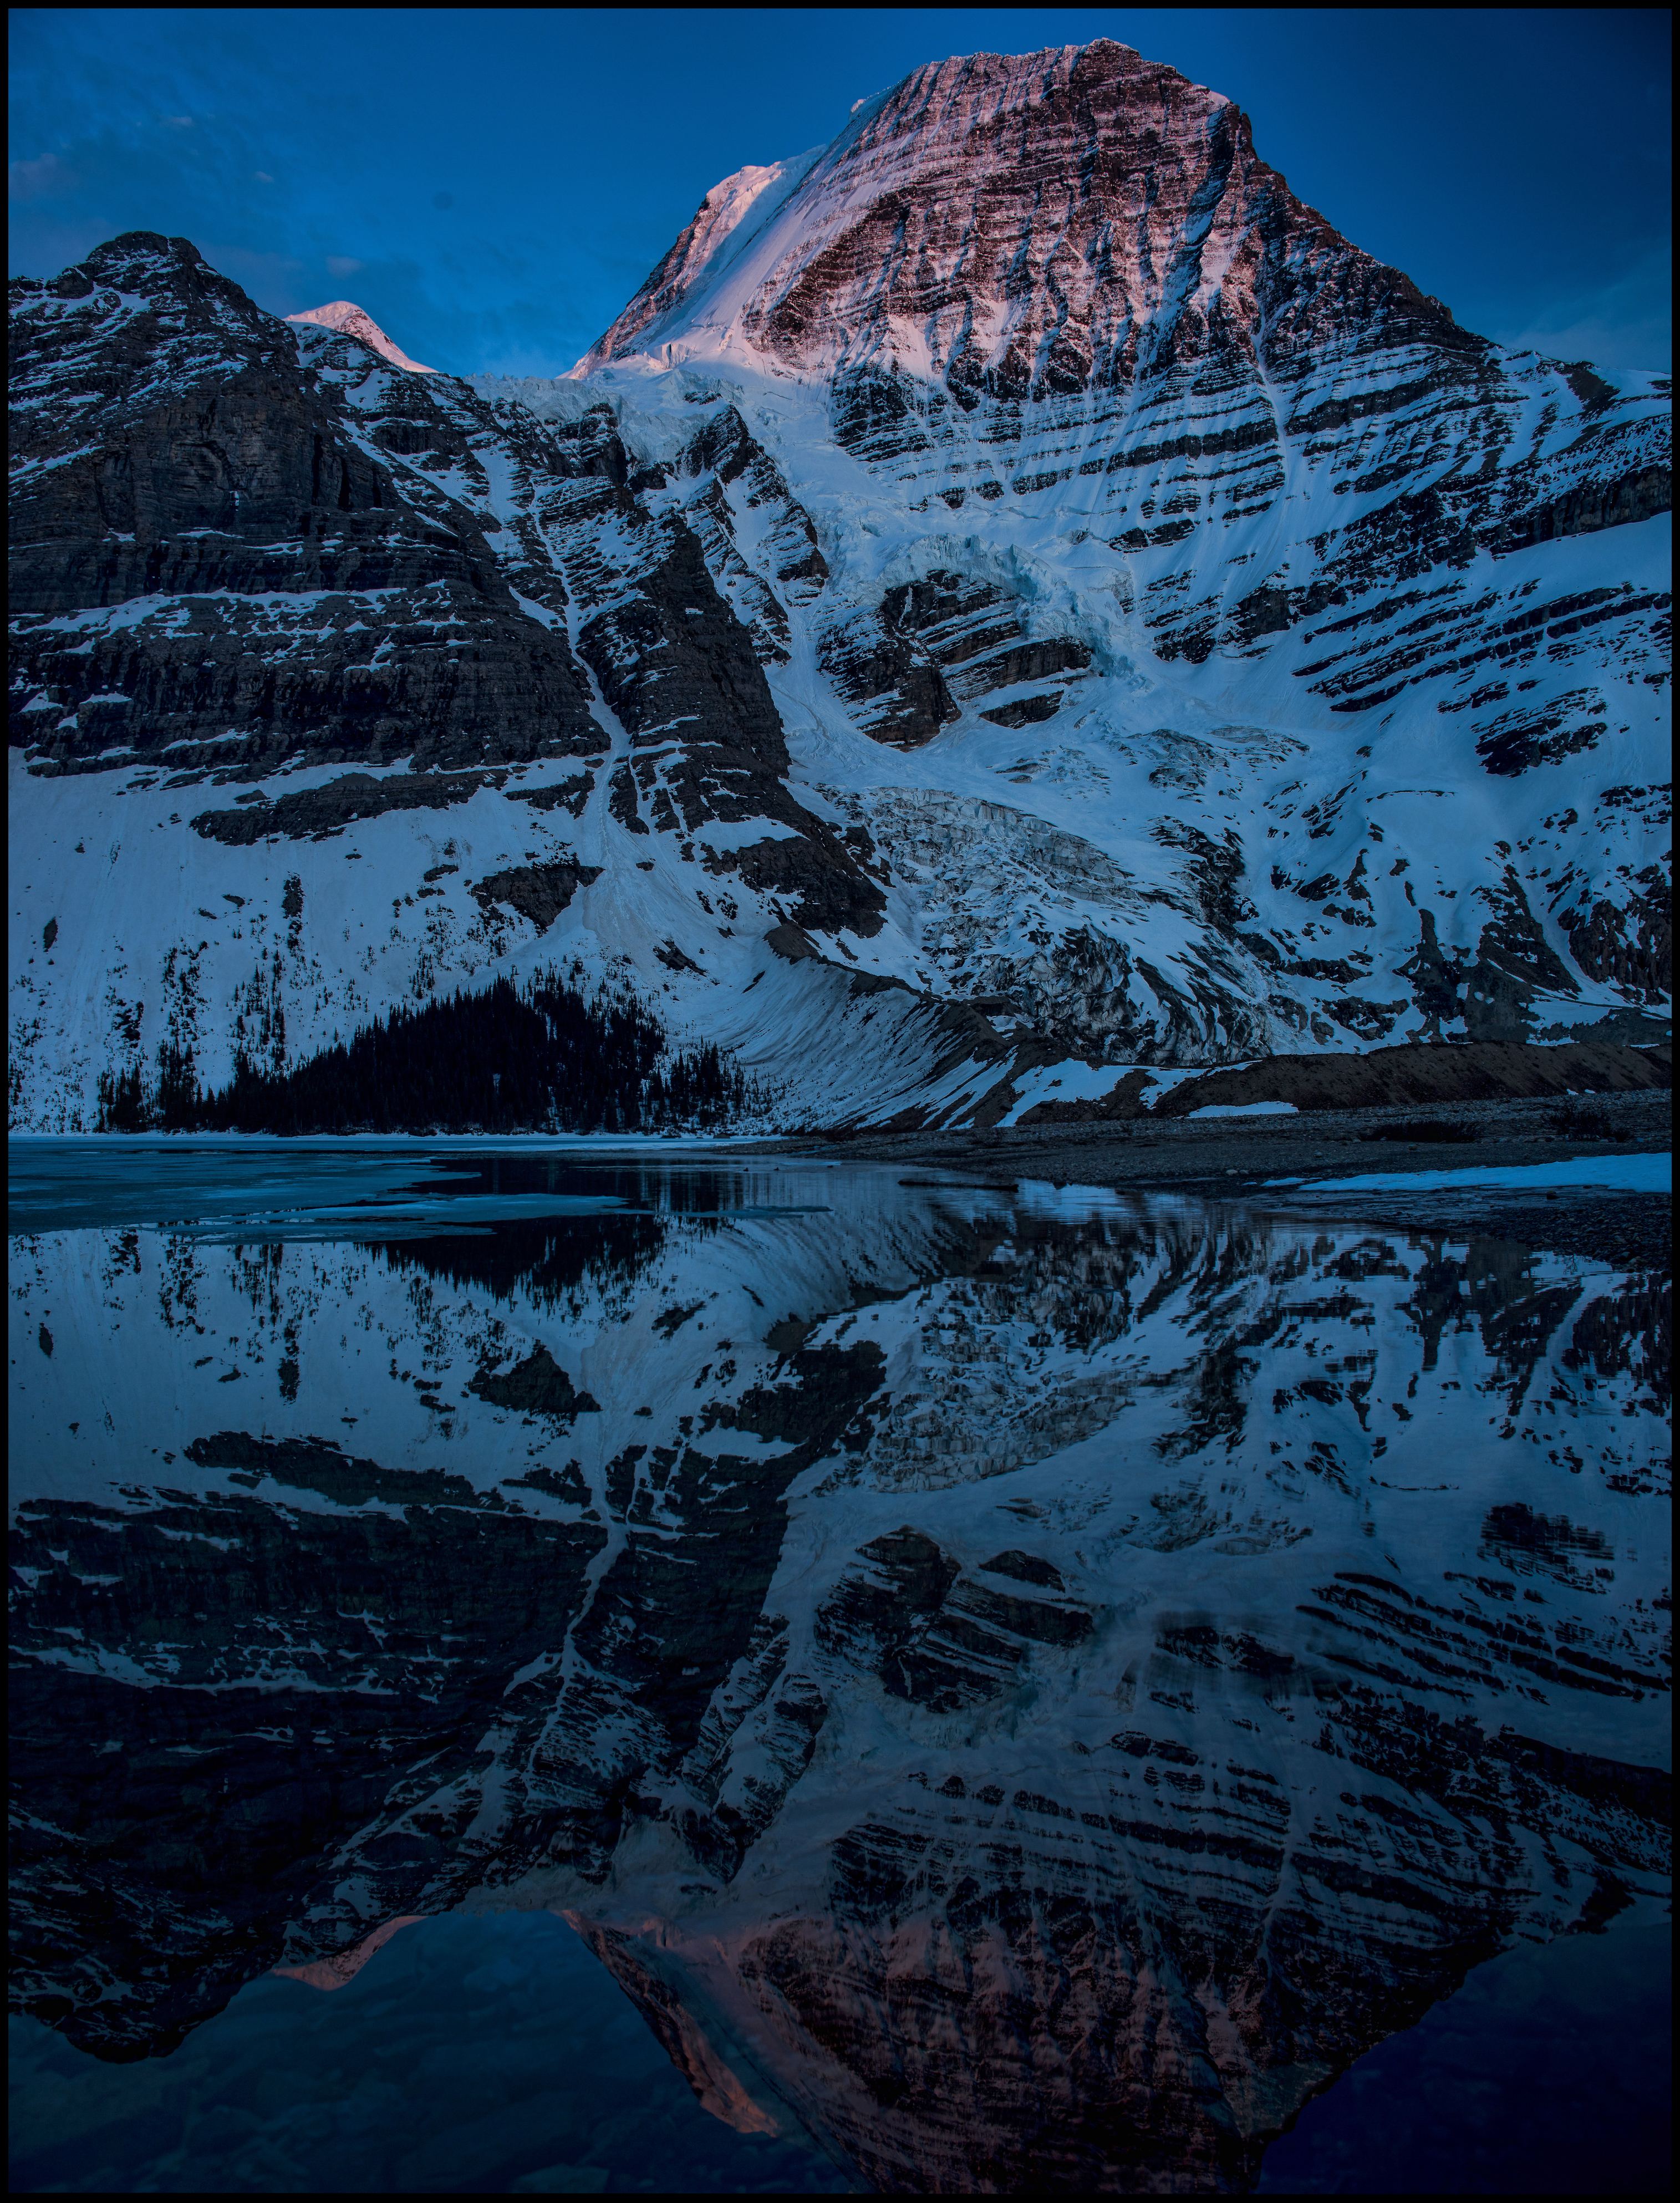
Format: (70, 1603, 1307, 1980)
(191, 771, 502, 843)
(468, 859, 603, 932)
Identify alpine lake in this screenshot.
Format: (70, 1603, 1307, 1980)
(8, 1141, 1670, 2195)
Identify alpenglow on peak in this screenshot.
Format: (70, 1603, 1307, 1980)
(286, 298, 435, 374)
(577, 37, 1461, 397)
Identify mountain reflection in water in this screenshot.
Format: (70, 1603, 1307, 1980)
(9, 1148, 1671, 2194)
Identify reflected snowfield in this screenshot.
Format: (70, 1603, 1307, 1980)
(8, 1146, 1672, 2194)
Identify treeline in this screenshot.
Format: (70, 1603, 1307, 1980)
(96, 975, 759, 1134)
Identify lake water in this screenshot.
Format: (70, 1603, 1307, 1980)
(9, 1142, 1671, 2194)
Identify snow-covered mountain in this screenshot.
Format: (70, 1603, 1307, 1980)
(11, 1173, 1671, 2185)
(286, 298, 437, 374)
(8, 37, 1671, 1131)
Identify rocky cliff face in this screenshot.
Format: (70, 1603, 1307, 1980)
(9, 1168, 1671, 2186)
(8, 38, 1672, 1130)
(9, 236, 601, 770)
(587, 42, 1472, 394)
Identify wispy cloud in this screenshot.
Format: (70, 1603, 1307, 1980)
(1494, 244, 1672, 373)
(9, 152, 73, 201)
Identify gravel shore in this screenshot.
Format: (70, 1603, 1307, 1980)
(768, 1088, 1673, 1269)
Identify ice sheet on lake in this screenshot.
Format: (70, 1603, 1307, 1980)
(1274, 1151, 1671, 1195)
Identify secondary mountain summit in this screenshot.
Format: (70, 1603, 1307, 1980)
(8, 38, 1671, 1132)
(286, 299, 436, 375)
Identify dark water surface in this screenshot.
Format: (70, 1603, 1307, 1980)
(8, 1909, 849, 2194)
(9, 1141, 1671, 2194)
(1255, 1899, 1671, 2195)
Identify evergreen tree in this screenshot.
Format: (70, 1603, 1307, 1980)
(99, 973, 759, 1134)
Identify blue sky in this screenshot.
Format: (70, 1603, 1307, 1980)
(9, 8, 1671, 377)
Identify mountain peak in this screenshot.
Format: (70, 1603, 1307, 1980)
(286, 299, 435, 374)
(582, 36, 1450, 396)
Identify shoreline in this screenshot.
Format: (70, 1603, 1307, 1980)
(763, 1088, 1674, 1268)
(8, 1092, 1670, 1269)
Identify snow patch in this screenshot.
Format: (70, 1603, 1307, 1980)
(998, 1059, 1129, 1127)
(1190, 1101, 1299, 1119)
